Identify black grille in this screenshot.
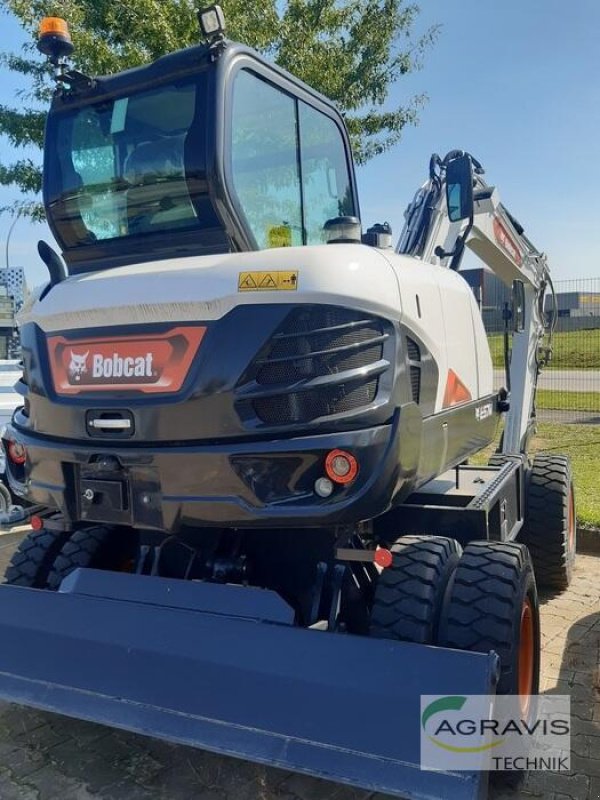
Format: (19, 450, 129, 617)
(410, 366, 421, 403)
(407, 337, 421, 362)
(239, 306, 389, 426)
(253, 382, 378, 426)
(407, 337, 421, 403)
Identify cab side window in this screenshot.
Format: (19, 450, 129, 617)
(230, 69, 355, 248)
(299, 102, 355, 244)
(231, 71, 302, 249)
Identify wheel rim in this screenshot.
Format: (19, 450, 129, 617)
(518, 598, 535, 717)
(567, 485, 576, 553)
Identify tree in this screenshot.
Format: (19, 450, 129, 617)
(0, 0, 438, 219)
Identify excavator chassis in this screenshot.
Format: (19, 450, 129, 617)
(0, 10, 570, 799)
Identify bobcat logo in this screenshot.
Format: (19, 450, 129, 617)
(68, 350, 89, 382)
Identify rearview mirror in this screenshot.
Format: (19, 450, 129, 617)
(445, 154, 474, 223)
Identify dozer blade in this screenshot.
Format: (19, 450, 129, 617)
(0, 571, 497, 800)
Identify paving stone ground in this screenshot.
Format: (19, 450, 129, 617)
(0, 530, 597, 800)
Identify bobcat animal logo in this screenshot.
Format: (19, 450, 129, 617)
(68, 350, 89, 382)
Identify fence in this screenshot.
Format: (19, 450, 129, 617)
(482, 277, 600, 423)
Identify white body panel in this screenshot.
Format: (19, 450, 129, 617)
(20, 245, 401, 331)
(381, 252, 493, 410)
(21, 243, 493, 415)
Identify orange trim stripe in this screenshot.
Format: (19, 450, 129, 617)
(443, 369, 472, 408)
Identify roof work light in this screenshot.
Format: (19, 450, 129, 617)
(198, 5, 226, 42)
(37, 17, 74, 63)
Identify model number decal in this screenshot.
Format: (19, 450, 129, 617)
(475, 402, 493, 421)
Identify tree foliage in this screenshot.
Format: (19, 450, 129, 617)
(0, 0, 438, 218)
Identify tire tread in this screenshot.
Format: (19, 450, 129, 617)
(370, 535, 461, 644)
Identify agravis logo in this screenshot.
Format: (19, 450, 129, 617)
(422, 695, 504, 753)
(420, 694, 571, 772)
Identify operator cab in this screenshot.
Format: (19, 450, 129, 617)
(42, 27, 360, 274)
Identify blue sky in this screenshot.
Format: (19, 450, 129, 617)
(1, 0, 599, 287)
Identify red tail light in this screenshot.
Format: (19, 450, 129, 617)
(7, 441, 26, 465)
(325, 449, 359, 484)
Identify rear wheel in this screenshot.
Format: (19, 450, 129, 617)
(4, 529, 72, 588)
(48, 526, 138, 590)
(369, 535, 462, 644)
(438, 541, 540, 706)
(519, 454, 576, 590)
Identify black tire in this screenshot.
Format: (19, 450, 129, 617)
(0, 481, 11, 513)
(4, 529, 72, 588)
(47, 526, 138, 590)
(370, 535, 462, 644)
(438, 541, 540, 700)
(519, 454, 576, 590)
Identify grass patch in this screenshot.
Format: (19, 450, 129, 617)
(488, 328, 600, 369)
(472, 422, 600, 527)
(536, 389, 600, 412)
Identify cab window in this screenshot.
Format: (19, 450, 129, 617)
(231, 71, 302, 249)
(48, 82, 200, 247)
(299, 102, 354, 244)
(230, 69, 355, 248)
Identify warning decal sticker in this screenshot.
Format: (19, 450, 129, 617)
(238, 271, 299, 292)
(267, 225, 292, 248)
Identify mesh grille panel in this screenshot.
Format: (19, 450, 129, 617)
(410, 366, 421, 404)
(241, 305, 388, 426)
(253, 381, 378, 426)
(257, 308, 385, 386)
(257, 342, 384, 385)
(407, 337, 421, 362)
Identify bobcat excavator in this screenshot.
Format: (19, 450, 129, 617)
(0, 10, 575, 800)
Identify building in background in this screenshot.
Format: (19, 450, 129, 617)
(0, 288, 15, 359)
(0, 267, 25, 311)
(460, 267, 511, 333)
(0, 267, 27, 359)
(462, 267, 600, 334)
(547, 291, 600, 318)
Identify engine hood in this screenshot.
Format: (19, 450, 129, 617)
(20, 245, 402, 333)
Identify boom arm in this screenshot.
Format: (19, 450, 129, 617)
(398, 151, 556, 455)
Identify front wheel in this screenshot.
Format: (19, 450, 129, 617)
(370, 535, 462, 644)
(437, 541, 540, 709)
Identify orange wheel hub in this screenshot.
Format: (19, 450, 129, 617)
(567, 486, 575, 553)
(518, 597, 535, 717)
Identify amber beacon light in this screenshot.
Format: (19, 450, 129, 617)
(37, 17, 74, 62)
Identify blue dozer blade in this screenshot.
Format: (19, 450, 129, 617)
(0, 570, 498, 800)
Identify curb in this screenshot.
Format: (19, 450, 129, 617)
(576, 526, 600, 555)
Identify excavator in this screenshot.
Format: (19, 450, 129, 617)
(0, 10, 575, 800)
